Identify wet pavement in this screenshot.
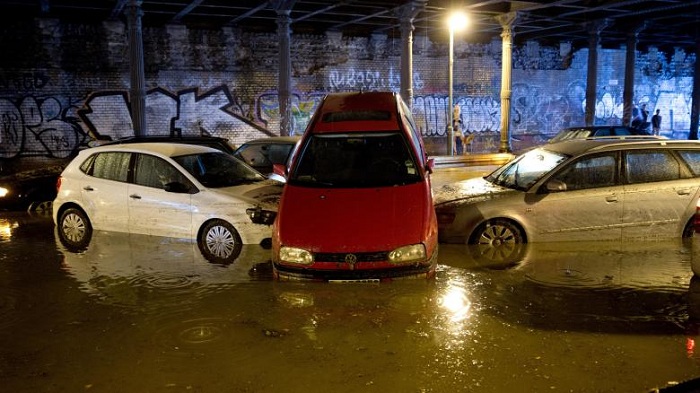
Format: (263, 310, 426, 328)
(3, 166, 700, 392)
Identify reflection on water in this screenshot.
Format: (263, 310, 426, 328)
(441, 240, 694, 334)
(3, 212, 700, 392)
(57, 229, 272, 309)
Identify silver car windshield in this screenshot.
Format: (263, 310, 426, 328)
(174, 152, 265, 188)
(486, 148, 569, 191)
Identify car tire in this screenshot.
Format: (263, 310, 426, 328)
(57, 207, 93, 251)
(198, 219, 242, 264)
(469, 219, 525, 265)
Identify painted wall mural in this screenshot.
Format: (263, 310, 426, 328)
(0, 56, 697, 160)
(0, 96, 85, 159)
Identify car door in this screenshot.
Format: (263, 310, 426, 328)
(128, 153, 195, 238)
(533, 153, 623, 241)
(80, 152, 131, 233)
(621, 149, 700, 240)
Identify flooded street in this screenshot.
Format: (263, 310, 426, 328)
(2, 211, 700, 392)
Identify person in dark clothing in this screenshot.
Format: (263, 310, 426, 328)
(651, 109, 662, 135)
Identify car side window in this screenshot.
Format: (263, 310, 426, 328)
(133, 154, 190, 190)
(677, 150, 700, 176)
(85, 152, 131, 182)
(266, 144, 294, 166)
(236, 145, 271, 168)
(612, 127, 631, 136)
(550, 154, 617, 191)
(625, 150, 680, 184)
(594, 128, 612, 136)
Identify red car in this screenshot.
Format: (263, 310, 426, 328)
(270, 91, 438, 281)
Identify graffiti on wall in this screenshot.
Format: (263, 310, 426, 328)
(329, 67, 425, 92)
(0, 96, 85, 159)
(79, 86, 270, 143)
(1, 76, 697, 159)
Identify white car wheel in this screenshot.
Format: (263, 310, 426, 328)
(198, 219, 242, 264)
(58, 207, 93, 250)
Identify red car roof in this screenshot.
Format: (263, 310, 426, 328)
(309, 91, 402, 133)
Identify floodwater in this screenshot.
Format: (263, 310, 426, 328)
(3, 211, 700, 393)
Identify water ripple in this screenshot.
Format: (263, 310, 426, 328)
(152, 316, 259, 361)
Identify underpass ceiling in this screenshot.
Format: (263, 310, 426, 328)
(0, 0, 698, 52)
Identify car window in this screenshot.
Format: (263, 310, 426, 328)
(174, 152, 265, 188)
(235, 145, 271, 168)
(291, 132, 421, 187)
(133, 154, 191, 190)
(550, 154, 617, 191)
(549, 129, 592, 143)
(399, 99, 425, 164)
(594, 128, 612, 136)
(487, 148, 567, 191)
(677, 150, 700, 176)
(612, 127, 631, 136)
(83, 152, 131, 182)
(625, 150, 680, 183)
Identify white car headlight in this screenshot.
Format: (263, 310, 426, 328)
(0, 186, 8, 198)
(279, 246, 314, 265)
(388, 244, 426, 264)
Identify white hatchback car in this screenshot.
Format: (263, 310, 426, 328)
(435, 139, 700, 260)
(53, 142, 282, 263)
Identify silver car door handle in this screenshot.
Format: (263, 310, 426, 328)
(83, 186, 94, 191)
(129, 194, 142, 199)
(605, 195, 618, 203)
(677, 189, 691, 195)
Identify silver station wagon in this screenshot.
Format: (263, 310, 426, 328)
(434, 139, 700, 258)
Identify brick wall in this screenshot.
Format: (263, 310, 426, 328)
(0, 15, 695, 162)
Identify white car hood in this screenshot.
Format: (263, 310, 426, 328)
(206, 179, 283, 208)
(433, 176, 517, 205)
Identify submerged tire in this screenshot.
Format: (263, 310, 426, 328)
(469, 219, 526, 266)
(198, 219, 242, 264)
(58, 207, 93, 251)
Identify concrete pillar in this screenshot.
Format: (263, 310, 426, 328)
(274, 1, 294, 137)
(496, 12, 518, 153)
(584, 20, 608, 127)
(397, 0, 425, 110)
(127, 0, 146, 136)
(622, 23, 646, 127)
(690, 41, 700, 140)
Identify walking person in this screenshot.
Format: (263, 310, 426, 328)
(453, 104, 464, 155)
(651, 109, 662, 136)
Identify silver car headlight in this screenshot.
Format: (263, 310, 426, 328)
(388, 244, 426, 264)
(279, 246, 314, 265)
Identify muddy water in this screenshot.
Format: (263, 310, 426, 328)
(2, 212, 700, 392)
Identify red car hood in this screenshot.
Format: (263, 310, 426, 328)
(276, 183, 432, 253)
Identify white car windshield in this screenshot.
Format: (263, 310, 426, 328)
(486, 148, 568, 191)
(174, 152, 265, 188)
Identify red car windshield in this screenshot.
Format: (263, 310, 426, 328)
(289, 132, 422, 188)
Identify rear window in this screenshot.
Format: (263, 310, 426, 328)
(290, 132, 421, 188)
(81, 152, 131, 182)
(677, 150, 700, 176)
(549, 129, 593, 142)
(625, 150, 681, 183)
(322, 111, 391, 122)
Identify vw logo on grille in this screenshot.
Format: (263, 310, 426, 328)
(344, 254, 357, 264)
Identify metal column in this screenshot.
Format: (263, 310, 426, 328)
(497, 12, 517, 153)
(127, 0, 146, 136)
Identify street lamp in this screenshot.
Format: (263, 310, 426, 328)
(447, 11, 467, 156)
